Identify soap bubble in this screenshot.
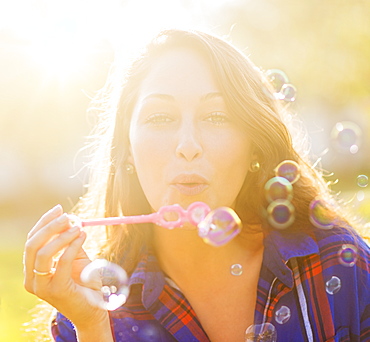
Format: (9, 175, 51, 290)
(198, 207, 242, 247)
(266, 69, 289, 93)
(264, 177, 293, 203)
(309, 198, 334, 230)
(357, 175, 368, 188)
(275, 160, 301, 184)
(275, 306, 291, 324)
(267, 200, 295, 230)
(330, 121, 362, 154)
(280, 84, 297, 102)
(325, 276, 341, 295)
(230, 264, 243, 276)
(245, 322, 277, 342)
(80, 259, 129, 311)
(338, 244, 358, 267)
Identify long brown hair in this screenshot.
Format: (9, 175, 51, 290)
(77, 29, 355, 273)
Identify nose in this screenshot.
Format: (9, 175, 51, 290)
(175, 122, 203, 162)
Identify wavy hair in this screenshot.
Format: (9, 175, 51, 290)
(76, 29, 358, 274)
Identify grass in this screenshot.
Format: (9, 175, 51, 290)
(0, 249, 40, 342)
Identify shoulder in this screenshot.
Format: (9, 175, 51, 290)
(309, 223, 370, 289)
(312, 223, 369, 262)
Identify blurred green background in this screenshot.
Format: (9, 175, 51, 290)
(1, 0, 369, 340)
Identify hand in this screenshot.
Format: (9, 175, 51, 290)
(23, 205, 112, 334)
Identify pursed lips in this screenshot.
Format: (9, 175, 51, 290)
(170, 174, 209, 196)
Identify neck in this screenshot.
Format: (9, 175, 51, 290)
(152, 224, 264, 287)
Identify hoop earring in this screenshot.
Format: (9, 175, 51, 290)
(125, 163, 135, 174)
(249, 160, 260, 172)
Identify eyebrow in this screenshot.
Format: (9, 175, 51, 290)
(141, 92, 224, 103)
(200, 92, 223, 102)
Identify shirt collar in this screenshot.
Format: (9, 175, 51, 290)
(128, 227, 320, 301)
(262, 228, 319, 288)
(129, 247, 166, 309)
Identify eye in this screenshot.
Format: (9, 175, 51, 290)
(145, 113, 173, 126)
(204, 111, 229, 125)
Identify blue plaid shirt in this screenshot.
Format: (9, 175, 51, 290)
(52, 224, 370, 341)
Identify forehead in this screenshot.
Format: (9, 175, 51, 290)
(138, 48, 220, 98)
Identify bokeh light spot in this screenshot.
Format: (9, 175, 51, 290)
(330, 121, 362, 154)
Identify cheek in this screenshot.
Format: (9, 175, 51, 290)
(131, 128, 158, 161)
(130, 130, 170, 179)
(210, 133, 251, 170)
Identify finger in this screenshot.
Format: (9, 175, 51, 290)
(28, 204, 63, 239)
(34, 226, 82, 270)
(31, 228, 83, 294)
(53, 231, 87, 282)
(24, 214, 72, 281)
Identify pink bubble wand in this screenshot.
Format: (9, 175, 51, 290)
(69, 201, 242, 246)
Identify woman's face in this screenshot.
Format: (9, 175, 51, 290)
(129, 48, 252, 212)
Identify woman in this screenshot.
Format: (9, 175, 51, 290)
(24, 29, 370, 341)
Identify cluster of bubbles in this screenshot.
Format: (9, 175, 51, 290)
(309, 196, 360, 268)
(337, 242, 360, 293)
(265, 69, 297, 102)
(355, 175, 368, 212)
(329, 120, 367, 204)
(264, 160, 301, 229)
(80, 259, 129, 311)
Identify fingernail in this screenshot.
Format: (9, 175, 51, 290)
(51, 204, 62, 214)
(56, 214, 68, 224)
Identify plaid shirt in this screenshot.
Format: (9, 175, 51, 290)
(52, 225, 370, 341)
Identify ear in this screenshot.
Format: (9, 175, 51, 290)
(250, 146, 259, 161)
